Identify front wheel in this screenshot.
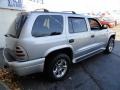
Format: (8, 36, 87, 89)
(104, 37, 115, 54)
(45, 53, 71, 81)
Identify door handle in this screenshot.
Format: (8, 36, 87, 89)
(91, 35, 95, 38)
(69, 39, 74, 43)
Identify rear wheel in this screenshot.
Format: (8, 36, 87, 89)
(45, 53, 71, 81)
(104, 37, 115, 54)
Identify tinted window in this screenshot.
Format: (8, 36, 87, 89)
(68, 18, 74, 33)
(32, 15, 63, 37)
(68, 17, 88, 33)
(7, 14, 27, 38)
(88, 18, 101, 30)
(16, 15, 27, 38)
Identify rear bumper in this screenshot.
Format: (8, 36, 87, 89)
(3, 49, 45, 76)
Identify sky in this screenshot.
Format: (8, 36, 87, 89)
(43, 0, 120, 13)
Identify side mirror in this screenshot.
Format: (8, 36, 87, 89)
(101, 25, 108, 29)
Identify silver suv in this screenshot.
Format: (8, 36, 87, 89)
(3, 9, 115, 80)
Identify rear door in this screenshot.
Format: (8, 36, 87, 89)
(67, 16, 94, 61)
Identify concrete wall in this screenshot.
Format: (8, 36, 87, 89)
(0, 8, 21, 48)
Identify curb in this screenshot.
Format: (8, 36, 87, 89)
(0, 81, 10, 90)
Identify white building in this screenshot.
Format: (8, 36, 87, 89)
(0, 0, 43, 48)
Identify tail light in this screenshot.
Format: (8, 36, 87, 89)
(15, 46, 28, 60)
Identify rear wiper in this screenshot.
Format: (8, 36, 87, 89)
(4, 34, 16, 38)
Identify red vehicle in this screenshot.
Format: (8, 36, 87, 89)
(98, 17, 116, 28)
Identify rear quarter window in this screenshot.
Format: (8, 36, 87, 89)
(32, 15, 63, 37)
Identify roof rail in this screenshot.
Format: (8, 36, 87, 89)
(62, 11, 76, 14)
(34, 9, 49, 12)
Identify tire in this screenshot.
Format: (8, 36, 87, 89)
(45, 53, 71, 81)
(104, 37, 115, 54)
(106, 24, 110, 28)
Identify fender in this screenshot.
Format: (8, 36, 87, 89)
(107, 29, 116, 39)
(44, 44, 73, 57)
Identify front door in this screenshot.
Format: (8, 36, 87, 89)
(88, 18, 108, 50)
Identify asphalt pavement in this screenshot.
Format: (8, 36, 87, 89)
(16, 40, 120, 90)
(0, 31, 120, 90)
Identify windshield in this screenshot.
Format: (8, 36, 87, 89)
(102, 17, 114, 21)
(97, 17, 114, 22)
(7, 14, 27, 38)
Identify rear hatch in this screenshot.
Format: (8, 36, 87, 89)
(5, 12, 27, 60)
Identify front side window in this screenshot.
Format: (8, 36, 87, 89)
(68, 17, 88, 33)
(32, 15, 63, 37)
(88, 18, 101, 30)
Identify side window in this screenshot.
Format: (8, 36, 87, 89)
(68, 17, 88, 33)
(68, 18, 74, 33)
(88, 18, 101, 30)
(32, 15, 63, 37)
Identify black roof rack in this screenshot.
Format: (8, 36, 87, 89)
(62, 11, 76, 14)
(33, 9, 77, 14)
(34, 9, 49, 12)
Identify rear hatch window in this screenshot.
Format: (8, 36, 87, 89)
(6, 13, 27, 38)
